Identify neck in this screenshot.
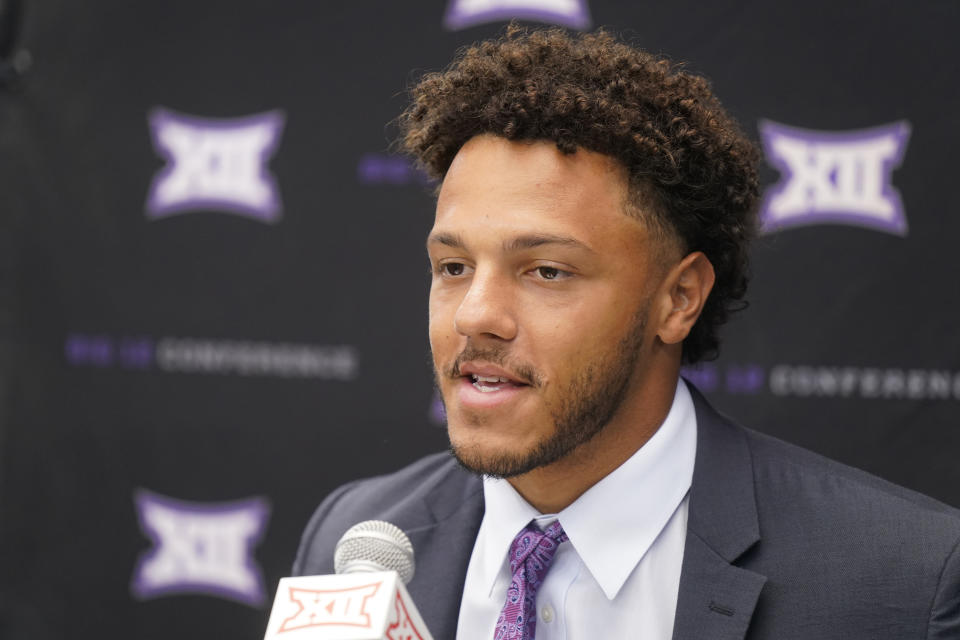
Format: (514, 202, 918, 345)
(507, 361, 681, 514)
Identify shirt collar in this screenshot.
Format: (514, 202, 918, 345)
(479, 378, 698, 600)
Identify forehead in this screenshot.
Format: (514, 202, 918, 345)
(434, 135, 640, 243)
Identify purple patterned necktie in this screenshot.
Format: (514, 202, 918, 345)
(493, 520, 568, 640)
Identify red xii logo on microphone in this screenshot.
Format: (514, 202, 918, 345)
(278, 581, 382, 632)
(386, 591, 427, 640)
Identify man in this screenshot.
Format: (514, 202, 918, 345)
(294, 27, 960, 638)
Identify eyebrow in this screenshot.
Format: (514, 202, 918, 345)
(427, 231, 594, 253)
(426, 231, 466, 250)
(503, 233, 593, 253)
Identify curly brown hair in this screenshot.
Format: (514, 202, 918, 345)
(399, 25, 759, 364)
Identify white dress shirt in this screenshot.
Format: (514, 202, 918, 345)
(456, 378, 697, 640)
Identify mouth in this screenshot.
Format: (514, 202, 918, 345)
(453, 361, 534, 408)
(466, 374, 528, 393)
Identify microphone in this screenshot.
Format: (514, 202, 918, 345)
(264, 520, 433, 639)
(335, 520, 415, 583)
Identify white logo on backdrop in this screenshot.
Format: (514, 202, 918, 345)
(146, 108, 285, 222)
(132, 489, 270, 606)
(444, 0, 590, 30)
(759, 120, 911, 235)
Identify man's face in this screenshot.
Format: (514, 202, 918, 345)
(427, 135, 668, 478)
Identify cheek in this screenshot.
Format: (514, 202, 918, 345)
(428, 321, 450, 356)
(428, 298, 458, 356)
(528, 299, 601, 342)
(530, 308, 633, 372)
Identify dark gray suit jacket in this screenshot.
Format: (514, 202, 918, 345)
(293, 388, 960, 638)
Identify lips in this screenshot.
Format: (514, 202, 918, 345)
(468, 374, 522, 393)
(458, 361, 528, 385)
(455, 361, 531, 404)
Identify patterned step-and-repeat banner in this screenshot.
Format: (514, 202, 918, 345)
(1, 0, 957, 638)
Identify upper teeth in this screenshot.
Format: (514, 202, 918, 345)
(473, 375, 509, 383)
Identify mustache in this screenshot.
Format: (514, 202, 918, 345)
(446, 344, 543, 387)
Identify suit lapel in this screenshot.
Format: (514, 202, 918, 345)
(671, 532, 766, 640)
(402, 466, 484, 640)
(672, 386, 766, 640)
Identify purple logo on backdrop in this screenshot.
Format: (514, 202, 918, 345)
(132, 489, 270, 607)
(66, 332, 360, 379)
(444, 0, 590, 30)
(681, 363, 766, 396)
(357, 153, 432, 186)
(65, 334, 153, 369)
(146, 108, 285, 222)
(681, 363, 720, 393)
(724, 364, 766, 395)
(429, 390, 447, 426)
(759, 120, 911, 235)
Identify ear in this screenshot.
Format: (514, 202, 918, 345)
(655, 251, 716, 346)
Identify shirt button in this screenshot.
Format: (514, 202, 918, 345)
(540, 605, 554, 623)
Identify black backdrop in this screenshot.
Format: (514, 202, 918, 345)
(1, 1, 958, 638)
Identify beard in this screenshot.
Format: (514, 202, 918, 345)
(437, 302, 648, 479)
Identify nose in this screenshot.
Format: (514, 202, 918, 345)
(453, 267, 518, 341)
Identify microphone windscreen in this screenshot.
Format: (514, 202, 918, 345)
(334, 520, 415, 584)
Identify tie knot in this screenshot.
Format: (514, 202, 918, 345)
(542, 520, 567, 543)
(507, 521, 568, 575)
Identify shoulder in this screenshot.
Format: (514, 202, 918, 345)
(734, 424, 960, 633)
(687, 387, 960, 634)
(743, 424, 960, 530)
(291, 452, 481, 576)
(687, 379, 960, 537)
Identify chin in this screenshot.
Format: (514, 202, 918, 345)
(449, 441, 523, 479)
(447, 426, 563, 479)
(447, 424, 511, 477)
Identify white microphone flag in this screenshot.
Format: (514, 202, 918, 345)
(264, 571, 433, 640)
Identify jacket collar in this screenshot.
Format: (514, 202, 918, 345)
(671, 383, 766, 640)
(402, 462, 483, 640)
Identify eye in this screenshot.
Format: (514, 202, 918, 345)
(535, 266, 563, 280)
(440, 262, 466, 277)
